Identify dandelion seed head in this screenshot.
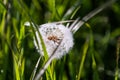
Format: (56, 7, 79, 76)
(34, 23, 74, 59)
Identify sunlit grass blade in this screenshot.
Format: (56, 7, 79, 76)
(12, 19, 19, 39)
(45, 66, 53, 80)
(13, 53, 20, 80)
(0, 10, 6, 35)
(13, 53, 25, 80)
(21, 58, 25, 80)
(51, 61, 56, 80)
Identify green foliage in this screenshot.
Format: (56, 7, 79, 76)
(0, 0, 120, 80)
(77, 37, 89, 80)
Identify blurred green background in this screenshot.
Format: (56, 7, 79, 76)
(0, 0, 120, 80)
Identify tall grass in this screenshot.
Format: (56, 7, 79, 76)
(0, 0, 120, 80)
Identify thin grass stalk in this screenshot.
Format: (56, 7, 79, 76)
(115, 37, 120, 80)
(77, 38, 89, 80)
(86, 23, 100, 80)
(30, 56, 42, 80)
(71, 0, 116, 33)
(92, 53, 100, 80)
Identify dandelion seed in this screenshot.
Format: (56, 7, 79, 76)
(34, 23, 74, 59)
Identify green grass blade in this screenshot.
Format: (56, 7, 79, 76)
(21, 58, 25, 79)
(30, 56, 41, 80)
(92, 53, 100, 80)
(13, 53, 20, 80)
(18, 0, 49, 60)
(86, 23, 100, 80)
(77, 38, 89, 80)
(15, 0, 51, 79)
(0, 1, 7, 10)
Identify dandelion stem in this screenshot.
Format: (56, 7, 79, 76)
(34, 55, 54, 80)
(34, 39, 63, 80)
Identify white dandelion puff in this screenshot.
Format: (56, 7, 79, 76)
(34, 23, 74, 59)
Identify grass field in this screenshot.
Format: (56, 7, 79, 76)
(0, 0, 120, 80)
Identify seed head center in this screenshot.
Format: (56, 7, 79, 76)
(47, 35, 61, 44)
